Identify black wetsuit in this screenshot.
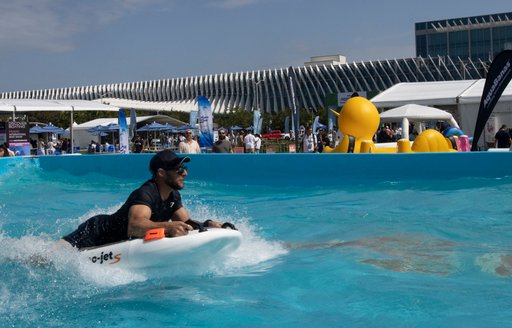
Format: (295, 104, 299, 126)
(63, 179, 183, 249)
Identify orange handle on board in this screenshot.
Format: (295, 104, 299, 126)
(144, 228, 165, 241)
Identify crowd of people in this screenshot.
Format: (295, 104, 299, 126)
(3, 121, 510, 157)
(31, 138, 72, 155)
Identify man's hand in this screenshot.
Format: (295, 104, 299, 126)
(204, 220, 237, 230)
(204, 219, 223, 228)
(164, 221, 193, 237)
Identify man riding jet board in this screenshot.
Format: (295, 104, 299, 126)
(62, 150, 236, 250)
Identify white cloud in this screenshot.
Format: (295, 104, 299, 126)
(0, 0, 164, 53)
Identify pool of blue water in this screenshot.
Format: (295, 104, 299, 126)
(1, 157, 512, 326)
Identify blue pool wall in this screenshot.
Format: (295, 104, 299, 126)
(1, 152, 511, 186)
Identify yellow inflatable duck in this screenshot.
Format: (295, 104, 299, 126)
(324, 96, 457, 153)
(323, 96, 380, 153)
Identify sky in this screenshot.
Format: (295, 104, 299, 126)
(0, 0, 510, 93)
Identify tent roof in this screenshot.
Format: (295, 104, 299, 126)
(380, 104, 455, 121)
(370, 79, 512, 108)
(73, 115, 186, 130)
(458, 78, 512, 104)
(0, 99, 119, 112)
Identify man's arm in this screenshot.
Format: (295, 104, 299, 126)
(172, 207, 225, 228)
(127, 204, 192, 238)
(170, 207, 191, 222)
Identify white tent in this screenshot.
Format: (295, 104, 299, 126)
(371, 79, 512, 148)
(370, 80, 476, 107)
(0, 99, 119, 113)
(72, 114, 186, 149)
(0, 99, 119, 153)
(380, 104, 460, 140)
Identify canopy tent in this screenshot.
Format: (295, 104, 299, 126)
(370, 80, 477, 107)
(137, 121, 169, 132)
(71, 115, 187, 149)
(0, 99, 119, 113)
(380, 104, 460, 140)
(0, 99, 119, 153)
(370, 79, 512, 148)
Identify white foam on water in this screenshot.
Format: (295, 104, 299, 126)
(187, 206, 288, 276)
(0, 201, 287, 290)
(475, 252, 512, 278)
(0, 233, 146, 287)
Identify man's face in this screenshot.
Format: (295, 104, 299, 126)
(219, 130, 226, 140)
(162, 165, 187, 190)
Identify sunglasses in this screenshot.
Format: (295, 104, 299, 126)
(175, 165, 187, 175)
(162, 164, 187, 174)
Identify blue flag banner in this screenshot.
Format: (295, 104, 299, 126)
(328, 107, 336, 132)
(189, 110, 198, 127)
(312, 116, 320, 134)
(118, 109, 129, 154)
(253, 110, 261, 135)
(284, 116, 290, 133)
(197, 96, 214, 148)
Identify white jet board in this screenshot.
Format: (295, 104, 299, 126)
(80, 228, 242, 271)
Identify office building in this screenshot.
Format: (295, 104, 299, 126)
(416, 12, 512, 61)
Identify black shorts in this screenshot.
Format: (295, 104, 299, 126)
(62, 214, 127, 249)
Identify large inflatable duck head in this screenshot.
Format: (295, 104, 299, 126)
(338, 96, 380, 140)
(324, 96, 380, 153)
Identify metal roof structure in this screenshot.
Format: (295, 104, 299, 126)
(0, 56, 489, 114)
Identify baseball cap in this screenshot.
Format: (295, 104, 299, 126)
(149, 150, 190, 174)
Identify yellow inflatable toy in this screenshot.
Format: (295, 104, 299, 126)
(324, 96, 380, 153)
(324, 96, 457, 153)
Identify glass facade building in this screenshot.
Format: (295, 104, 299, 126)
(416, 12, 512, 61)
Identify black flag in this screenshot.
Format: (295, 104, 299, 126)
(472, 50, 512, 151)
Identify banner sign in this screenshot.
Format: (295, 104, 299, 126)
(189, 110, 198, 127)
(253, 110, 261, 135)
(118, 110, 129, 154)
(197, 96, 214, 148)
(337, 91, 367, 106)
(129, 108, 137, 141)
(312, 116, 319, 134)
(471, 50, 512, 150)
(0, 122, 6, 144)
(7, 121, 30, 155)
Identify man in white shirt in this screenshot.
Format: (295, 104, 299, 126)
(179, 129, 201, 154)
(243, 130, 256, 153)
(301, 126, 317, 153)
